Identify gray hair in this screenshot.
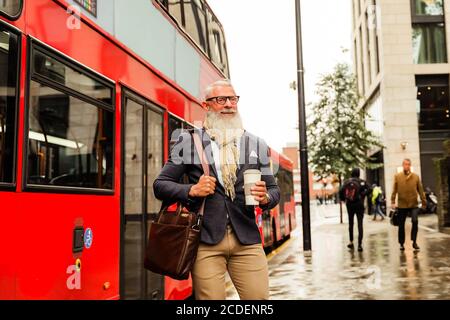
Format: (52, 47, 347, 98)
(403, 158, 412, 164)
(204, 79, 234, 99)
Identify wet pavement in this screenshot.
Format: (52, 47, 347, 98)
(226, 204, 450, 300)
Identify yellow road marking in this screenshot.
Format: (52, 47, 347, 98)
(267, 237, 293, 262)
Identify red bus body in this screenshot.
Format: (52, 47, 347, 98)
(257, 149, 297, 249)
(0, 0, 295, 300)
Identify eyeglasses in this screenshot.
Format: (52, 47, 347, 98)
(206, 96, 240, 105)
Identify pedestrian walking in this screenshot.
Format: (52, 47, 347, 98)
(391, 159, 427, 251)
(339, 168, 369, 252)
(153, 79, 280, 300)
(372, 184, 386, 221)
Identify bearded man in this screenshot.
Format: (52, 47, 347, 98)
(153, 79, 280, 300)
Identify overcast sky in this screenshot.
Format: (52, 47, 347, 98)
(208, 0, 353, 152)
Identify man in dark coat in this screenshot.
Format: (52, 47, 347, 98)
(153, 79, 280, 300)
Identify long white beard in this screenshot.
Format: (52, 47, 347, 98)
(204, 111, 244, 200)
(204, 111, 244, 143)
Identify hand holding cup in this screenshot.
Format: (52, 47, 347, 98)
(244, 169, 268, 205)
(251, 181, 269, 205)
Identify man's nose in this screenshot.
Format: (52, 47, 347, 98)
(224, 98, 234, 108)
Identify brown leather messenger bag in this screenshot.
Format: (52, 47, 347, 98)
(144, 131, 209, 280)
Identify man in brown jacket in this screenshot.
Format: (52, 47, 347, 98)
(391, 159, 427, 251)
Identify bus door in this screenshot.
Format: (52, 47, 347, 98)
(121, 89, 164, 300)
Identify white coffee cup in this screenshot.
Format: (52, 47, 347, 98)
(244, 169, 262, 205)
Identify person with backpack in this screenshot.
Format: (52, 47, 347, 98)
(339, 168, 369, 252)
(371, 184, 386, 221)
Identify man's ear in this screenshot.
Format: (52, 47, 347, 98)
(202, 101, 208, 110)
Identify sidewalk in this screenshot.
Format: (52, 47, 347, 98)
(226, 204, 450, 300)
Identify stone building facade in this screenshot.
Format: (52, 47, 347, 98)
(352, 0, 450, 199)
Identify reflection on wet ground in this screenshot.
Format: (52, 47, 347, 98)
(226, 205, 450, 300)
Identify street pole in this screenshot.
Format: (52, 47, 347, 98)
(295, 0, 312, 252)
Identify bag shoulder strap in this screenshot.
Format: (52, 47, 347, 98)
(192, 131, 210, 176)
(192, 130, 209, 216)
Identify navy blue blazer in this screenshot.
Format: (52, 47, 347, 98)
(153, 129, 280, 245)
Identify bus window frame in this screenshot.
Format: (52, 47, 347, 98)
(153, 0, 230, 78)
(205, 9, 230, 77)
(0, 21, 21, 191)
(22, 38, 116, 195)
(0, 0, 24, 21)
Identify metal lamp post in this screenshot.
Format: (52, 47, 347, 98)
(295, 0, 312, 252)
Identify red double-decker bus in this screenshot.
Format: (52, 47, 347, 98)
(0, 0, 295, 300)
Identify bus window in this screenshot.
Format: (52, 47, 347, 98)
(26, 46, 114, 191)
(0, 27, 19, 184)
(0, 0, 22, 19)
(147, 108, 164, 217)
(158, 0, 230, 76)
(276, 168, 294, 210)
(168, 116, 195, 153)
(183, 0, 208, 52)
(207, 12, 229, 77)
(168, 115, 183, 152)
(27, 82, 114, 190)
(168, 0, 184, 26)
(33, 49, 113, 107)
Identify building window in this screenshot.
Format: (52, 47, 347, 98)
(359, 0, 365, 15)
(411, 0, 447, 64)
(413, 23, 447, 63)
(354, 39, 361, 94)
(371, 0, 381, 75)
(416, 75, 450, 131)
(365, 11, 372, 85)
(0, 26, 19, 184)
(26, 45, 115, 191)
(359, 26, 365, 93)
(374, 25, 381, 74)
(414, 0, 444, 15)
(353, 0, 359, 27)
(0, 0, 22, 19)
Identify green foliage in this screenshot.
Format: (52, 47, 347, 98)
(307, 63, 384, 180)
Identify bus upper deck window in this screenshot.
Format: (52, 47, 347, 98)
(0, 27, 19, 184)
(184, 0, 208, 52)
(0, 0, 23, 19)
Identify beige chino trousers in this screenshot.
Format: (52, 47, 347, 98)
(192, 224, 269, 300)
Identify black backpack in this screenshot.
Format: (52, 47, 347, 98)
(343, 179, 362, 203)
